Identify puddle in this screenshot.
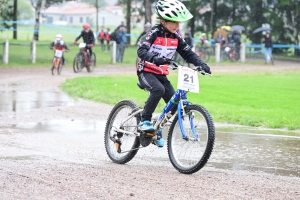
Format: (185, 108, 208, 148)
(0, 91, 74, 112)
(210, 128, 300, 177)
(1, 119, 300, 177)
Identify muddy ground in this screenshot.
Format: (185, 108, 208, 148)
(0, 62, 299, 199)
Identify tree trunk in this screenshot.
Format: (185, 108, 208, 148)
(290, 10, 300, 56)
(126, 0, 132, 44)
(210, 0, 216, 38)
(13, 0, 17, 39)
(209, 0, 213, 37)
(145, 0, 152, 24)
(96, 0, 99, 33)
(231, 0, 236, 24)
(33, 0, 43, 41)
(188, 0, 196, 37)
(251, 0, 263, 44)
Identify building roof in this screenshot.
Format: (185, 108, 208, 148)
(43, 1, 122, 16)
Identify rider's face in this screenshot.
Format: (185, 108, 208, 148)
(84, 28, 90, 33)
(161, 19, 180, 33)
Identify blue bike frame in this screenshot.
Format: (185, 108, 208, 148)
(154, 89, 199, 141)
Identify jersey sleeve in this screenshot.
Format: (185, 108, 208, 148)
(75, 31, 83, 42)
(137, 27, 159, 62)
(176, 33, 206, 66)
(90, 31, 95, 44)
(49, 42, 54, 49)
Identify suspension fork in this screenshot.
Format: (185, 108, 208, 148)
(177, 100, 199, 141)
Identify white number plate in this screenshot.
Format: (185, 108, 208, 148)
(177, 66, 199, 93)
(55, 50, 63, 58)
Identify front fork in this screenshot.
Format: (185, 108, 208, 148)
(177, 100, 199, 141)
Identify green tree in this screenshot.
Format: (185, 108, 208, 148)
(81, 0, 106, 32)
(118, 0, 132, 44)
(30, 0, 70, 41)
(279, 0, 300, 56)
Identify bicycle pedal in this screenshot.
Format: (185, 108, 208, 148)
(145, 132, 155, 137)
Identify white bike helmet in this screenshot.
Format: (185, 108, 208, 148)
(56, 34, 63, 41)
(155, 0, 193, 22)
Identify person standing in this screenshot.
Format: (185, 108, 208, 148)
(105, 28, 111, 51)
(99, 26, 106, 51)
(231, 30, 241, 60)
(263, 32, 274, 64)
(135, 22, 151, 46)
(116, 27, 127, 63)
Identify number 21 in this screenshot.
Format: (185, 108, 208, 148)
(184, 74, 193, 83)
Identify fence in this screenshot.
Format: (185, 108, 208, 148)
(1, 39, 299, 65)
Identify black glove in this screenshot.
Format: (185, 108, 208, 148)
(153, 56, 168, 66)
(198, 63, 211, 74)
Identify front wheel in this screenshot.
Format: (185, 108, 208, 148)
(73, 53, 83, 73)
(57, 59, 62, 75)
(87, 52, 96, 73)
(167, 104, 215, 174)
(104, 100, 141, 164)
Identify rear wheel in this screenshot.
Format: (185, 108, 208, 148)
(73, 53, 83, 73)
(167, 104, 215, 174)
(104, 100, 141, 164)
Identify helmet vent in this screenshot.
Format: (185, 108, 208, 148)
(171, 11, 178, 17)
(165, 13, 172, 18)
(158, 7, 164, 12)
(170, 3, 175, 6)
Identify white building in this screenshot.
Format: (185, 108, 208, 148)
(42, 1, 125, 27)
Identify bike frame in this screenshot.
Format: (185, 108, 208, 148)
(116, 88, 199, 141)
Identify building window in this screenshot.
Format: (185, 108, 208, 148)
(86, 17, 89, 23)
(60, 15, 63, 21)
(70, 17, 73, 23)
(80, 17, 83, 23)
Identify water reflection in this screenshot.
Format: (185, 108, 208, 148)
(0, 91, 74, 112)
(210, 129, 300, 177)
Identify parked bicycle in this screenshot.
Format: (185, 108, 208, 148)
(104, 60, 215, 174)
(51, 49, 68, 75)
(195, 46, 210, 62)
(221, 46, 239, 62)
(73, 43, 96, 73)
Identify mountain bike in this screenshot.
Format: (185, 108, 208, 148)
(221, 46, 239, 62)
(104, 60, 215, 174)
(73, 43, 96, 73)
(195, 45, 210, 62)
(51, 49, 68, 75)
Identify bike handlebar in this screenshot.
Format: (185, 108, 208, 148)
(164, 58, 212, 77)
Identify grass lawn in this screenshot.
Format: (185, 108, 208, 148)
(61, 70, 300, 130)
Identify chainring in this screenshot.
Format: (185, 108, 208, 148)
(139, 132, 155, 147)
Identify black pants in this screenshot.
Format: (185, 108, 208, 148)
(138, 72, 175, 121)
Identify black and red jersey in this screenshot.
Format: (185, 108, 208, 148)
(137, 24, 205, 75)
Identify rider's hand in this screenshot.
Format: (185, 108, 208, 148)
(73, 41, 77, 45)
(86, 44, 94, 48)
(197, 63, 211, 74)
(153, 56, 168, 66)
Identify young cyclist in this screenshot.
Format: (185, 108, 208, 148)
(49, 34, 69, 66)
(137, 0, 211, 147)
(74, 23, 95, 59)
